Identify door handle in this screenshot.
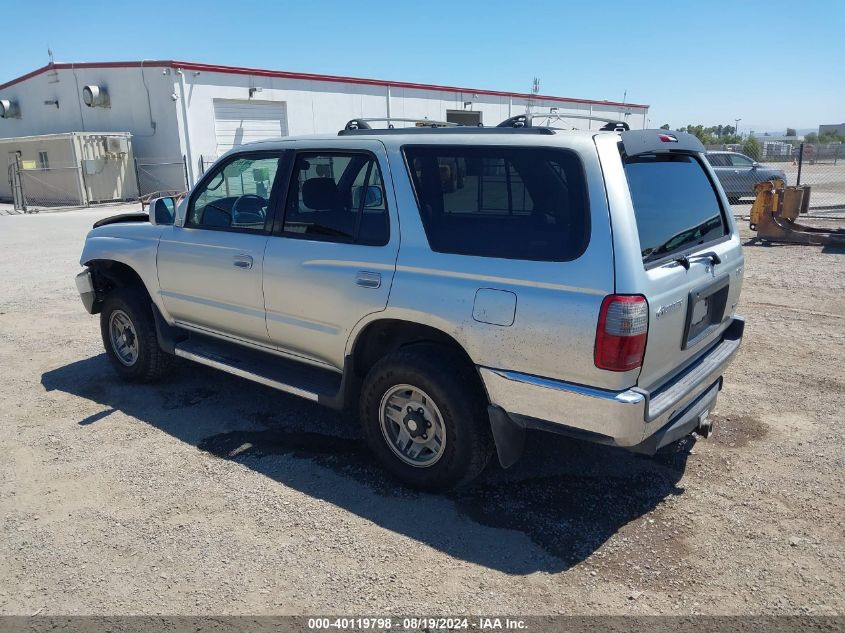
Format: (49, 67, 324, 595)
(233, 255, 253, 269)
(355, 271, 381, 288)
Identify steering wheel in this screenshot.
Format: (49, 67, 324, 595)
(231, 194, 267, 218)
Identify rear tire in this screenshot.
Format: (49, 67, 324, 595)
(100, 287, 172, 382)
(359, 344, 493, 491)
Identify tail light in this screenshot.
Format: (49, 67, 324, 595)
(595, 295, 649, 371)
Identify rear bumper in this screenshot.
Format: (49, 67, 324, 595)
(75, 269, 97, 314)
(479, 317, 744, 460)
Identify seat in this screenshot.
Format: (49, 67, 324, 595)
(297, 177, 357, 237)
(302, 178, 342, 210)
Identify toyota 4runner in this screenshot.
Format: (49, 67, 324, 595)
(76, 120, 745, 491)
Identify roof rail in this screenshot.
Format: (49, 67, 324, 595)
(497, 113, 630, 132)
(344, 117, 459, 131)
(337, 126, 555, 136)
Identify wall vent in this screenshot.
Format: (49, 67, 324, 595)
(82, 85, 110, 108)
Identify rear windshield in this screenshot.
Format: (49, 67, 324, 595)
(403, 145, 589, 261)
(624, 153, 727, 263)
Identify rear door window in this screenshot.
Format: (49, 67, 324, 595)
(402, 145, 589, 261)
(282, 152, 389, 245)
(624, 153, 728, 264)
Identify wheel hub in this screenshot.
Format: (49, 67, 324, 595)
(403, 406, 430, 439)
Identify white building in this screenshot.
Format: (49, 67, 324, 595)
(0, 60, 649, 191)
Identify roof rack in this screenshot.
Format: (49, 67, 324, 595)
(343, 117, 459, 131)
(338, 126, 555, 136)
(497, 113, 630, 131)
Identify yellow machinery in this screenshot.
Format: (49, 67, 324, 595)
(749, 180, 845, 245)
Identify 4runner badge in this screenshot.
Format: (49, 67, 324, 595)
(656, 300, 683, 318)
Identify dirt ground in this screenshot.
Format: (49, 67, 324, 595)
(0, 206, 843, 616)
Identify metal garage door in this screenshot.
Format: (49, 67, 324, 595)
(213, 100, 288, 154)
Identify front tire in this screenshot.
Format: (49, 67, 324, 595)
(359, 345, 493, 491)
(100, 287, 172, 382)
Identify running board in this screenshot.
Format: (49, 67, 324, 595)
(173, 334, 342, 404)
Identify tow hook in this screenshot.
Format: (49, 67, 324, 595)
(696, 409, 713, 439)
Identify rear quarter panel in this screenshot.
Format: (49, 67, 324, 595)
(360, 134, 633, 391)
(596, 135, 745, 392)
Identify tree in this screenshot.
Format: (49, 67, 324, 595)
(805, 132, 819, 143)
(660, 123, 670, 130)
(743, 136, 762, 161)
(683, 125, 716, 144)
(786, 128, 797, 137)
(819, 131, 845, 143)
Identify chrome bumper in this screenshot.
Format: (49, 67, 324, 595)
(480, 317, 744, 452)
(75, 269, 97, 314)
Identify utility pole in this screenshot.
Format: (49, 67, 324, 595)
(526, 77, 540, 114)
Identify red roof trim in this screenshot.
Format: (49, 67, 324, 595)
(0, 61, 649, 109)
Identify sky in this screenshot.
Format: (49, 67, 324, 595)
(1, 0, 842, 133)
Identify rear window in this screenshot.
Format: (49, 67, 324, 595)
(403, 145, 589, 261)
(624, 153, 727, 264)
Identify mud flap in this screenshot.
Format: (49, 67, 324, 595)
(488, 405, 526, 469)
(152, 304, 185, 355)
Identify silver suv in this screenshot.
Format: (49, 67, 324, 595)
(76, 121, 745, 490)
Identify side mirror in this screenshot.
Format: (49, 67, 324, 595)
(353, 185, 384, 209)
(149, 196, 176, 225)
(752, 161, 760, 168)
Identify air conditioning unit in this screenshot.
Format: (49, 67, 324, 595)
(0, 99, 21, 118)
(82, 85, 110, 108)
(105, 136, 128, 155)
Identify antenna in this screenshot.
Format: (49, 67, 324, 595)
(48, 48, 54, 65)
(526, 77, 540, 114)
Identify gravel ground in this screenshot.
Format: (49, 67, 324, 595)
(1, 206, 843, 616)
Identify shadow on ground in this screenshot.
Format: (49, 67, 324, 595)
(42, 354, 692, 575)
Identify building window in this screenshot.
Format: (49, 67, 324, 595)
(38, 151, 49, 169)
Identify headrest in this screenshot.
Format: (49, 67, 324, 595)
(302, 178, 340, 210)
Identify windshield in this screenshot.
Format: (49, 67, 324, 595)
(624, 153, 727, 262)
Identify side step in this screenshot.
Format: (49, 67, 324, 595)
(173, 333, 343, 404)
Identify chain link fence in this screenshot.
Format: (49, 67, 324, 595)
(133, 156, 189, 197)
(4, 155, 148, 213)
(4, 159, 86, 213)
(198, 155, 219, 176)
(705, 140, 844, 216)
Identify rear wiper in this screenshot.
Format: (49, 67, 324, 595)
(673, 255, 691, 270)
(689, 251, 722, 265)
(642, 217, 723, 265)
(670, 251, 722, 270)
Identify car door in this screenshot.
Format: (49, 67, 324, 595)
(262, 140, 399, 370)
(706, 153, 735, 195)
(157, 150, 285, 343)
(727, 152, 757, 195)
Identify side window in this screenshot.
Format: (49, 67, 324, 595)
(404, 145, 589, 261)
(729, 154, 754, 167)
(188, 154, 281, 231)
(282, 152, 389, 245)
(37, 151, 49, 169)
(706, 154, 729, 167)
